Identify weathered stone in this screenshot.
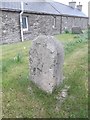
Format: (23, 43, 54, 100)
(29, 35, 64, 93)
(1, 10, 88, 44)
(72, 26, 82, 34)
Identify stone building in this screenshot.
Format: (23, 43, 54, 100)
(0, 0, 89, 44)
(88, 1, 90, 26)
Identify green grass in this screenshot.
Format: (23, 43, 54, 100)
(1, 32, 88, 118)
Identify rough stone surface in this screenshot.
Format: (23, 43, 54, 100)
(29, 35, 64, 93)
(1, 10, 88, 44)
(72, 26, 82, 34)
(62, 17, 88, 32)
(1, 11, 21, 44)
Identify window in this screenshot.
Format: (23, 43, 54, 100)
(22, 16, 28, 31)
(53, 16, 56, 28)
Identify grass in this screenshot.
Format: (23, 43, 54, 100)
(0, 45, 2, 119)
(1, 32, 88, 118)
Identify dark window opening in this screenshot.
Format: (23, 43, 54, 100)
(22, 16, 28, 31)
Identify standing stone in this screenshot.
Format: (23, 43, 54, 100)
(72, 26, 82, 34)
(29, 35, 64, 93)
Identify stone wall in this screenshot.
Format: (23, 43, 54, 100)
(23, 13, 61, 41)
(62, 16, 88, 32)
(1, 11, 21, 44)
(22, 13, 88, 40)
(0, 11, 2, 41)
(88, 1, 90, 25)
(0, 10, 88, 44)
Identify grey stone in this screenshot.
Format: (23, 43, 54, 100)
(72, 26, 82, 34)
(1, 10, 88, 44)
(29, 35, 64, 93)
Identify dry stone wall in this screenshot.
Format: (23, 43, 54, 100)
(29, 35, 64, 93)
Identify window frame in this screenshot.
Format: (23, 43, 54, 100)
(22, 16, 28, 31)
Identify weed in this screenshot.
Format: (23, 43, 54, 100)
(73, 35, 80, 39)
(64, 29, 70, 34)
(2, 63, 7, 72)
(14, 52, 23, 63)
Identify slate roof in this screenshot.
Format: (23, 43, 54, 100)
(0, 1, 88, 18)
(24, 2, 60, 15)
